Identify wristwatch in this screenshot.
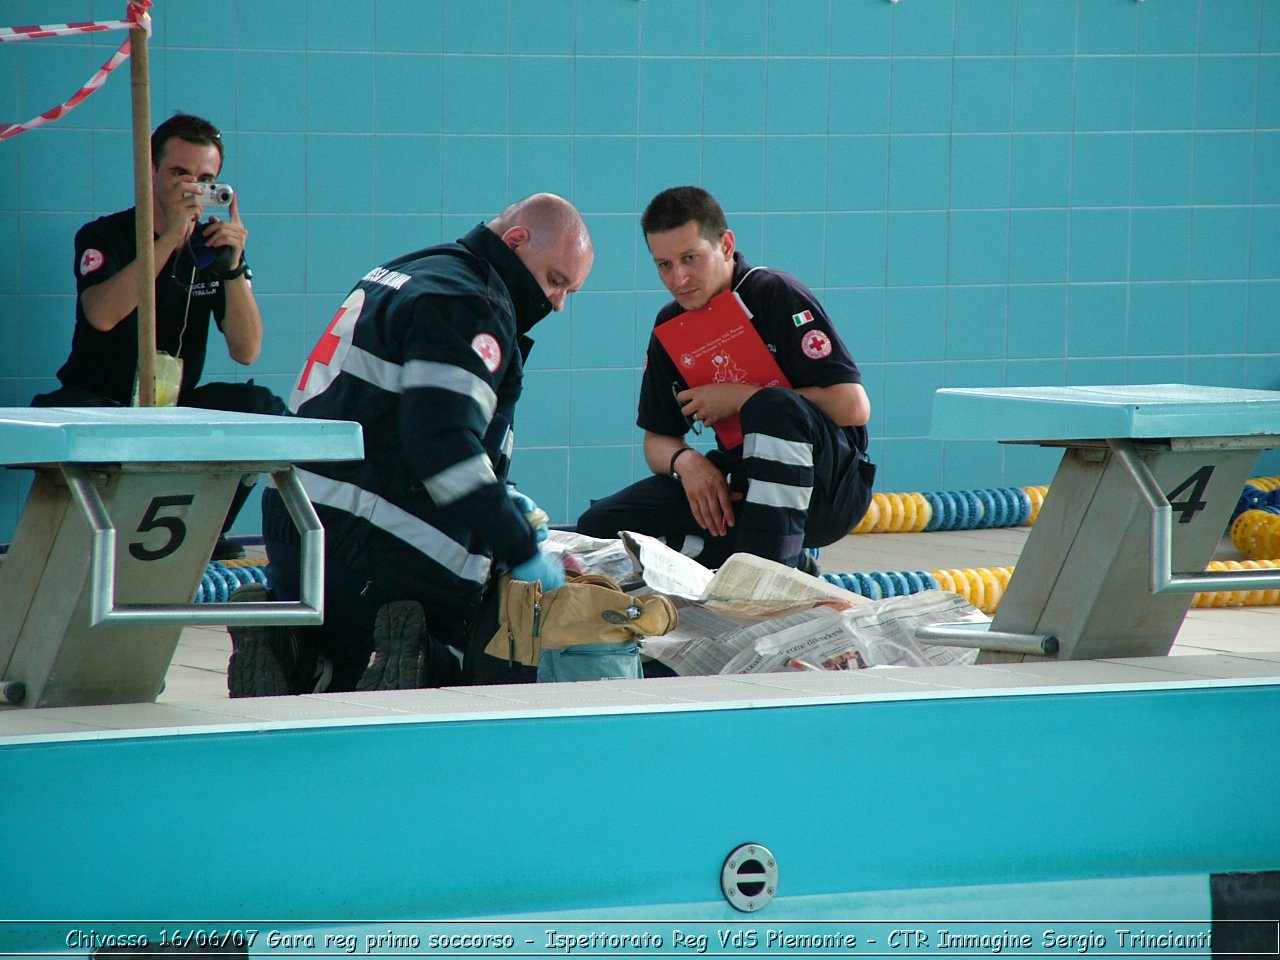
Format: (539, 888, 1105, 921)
(668, 447, 692, 480)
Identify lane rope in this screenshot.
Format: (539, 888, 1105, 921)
(832, 476, 1280, 611)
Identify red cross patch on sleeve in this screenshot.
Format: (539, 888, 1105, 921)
(79, 249, 104, 275)
(472, 333, 503, 373)
(801, 330, 832, 359)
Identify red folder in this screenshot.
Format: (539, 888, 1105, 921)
(655, 289, 790, 449)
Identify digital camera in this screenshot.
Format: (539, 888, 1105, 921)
(186, 182, 234, 209)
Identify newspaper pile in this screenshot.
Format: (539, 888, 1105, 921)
(547, 530, 985, 676)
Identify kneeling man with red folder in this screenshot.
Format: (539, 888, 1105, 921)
(577, 186, 875, 572)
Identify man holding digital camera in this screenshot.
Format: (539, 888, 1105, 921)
(32, 112, 282, 560)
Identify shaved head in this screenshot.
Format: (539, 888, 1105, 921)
(490, 193, 590, 249)
(489, 193, 593, 312)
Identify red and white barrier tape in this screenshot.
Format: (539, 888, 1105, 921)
(0, 19, 130, 43)
(0, 1, 152, 141)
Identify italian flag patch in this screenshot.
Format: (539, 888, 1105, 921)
(792, 309, 814, 327)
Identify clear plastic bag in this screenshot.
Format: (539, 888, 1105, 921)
(132, 351, 183, 407)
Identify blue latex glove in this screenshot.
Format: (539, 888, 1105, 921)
(511, 548, 566, 591)
(507, 485, 549, 542)
(508, 487, 536, 513)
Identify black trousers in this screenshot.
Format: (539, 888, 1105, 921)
(261, 488, 466, 691)
(32, 379, 286, 534)
(577, 387, 875, 569)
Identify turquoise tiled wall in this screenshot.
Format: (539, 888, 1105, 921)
(2, 0, 1279, 541)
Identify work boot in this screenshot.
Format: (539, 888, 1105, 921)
(226, 583, 327, 697)
(356, 601, 427, 691)
(212, 536, 246, 561)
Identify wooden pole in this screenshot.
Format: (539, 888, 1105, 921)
(129, 22, 155, 407)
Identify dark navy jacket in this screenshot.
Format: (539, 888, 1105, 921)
(280, 224, 550, 624)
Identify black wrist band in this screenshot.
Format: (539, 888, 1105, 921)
(668, 447, 692, 479)
(221, 259, 251, 281)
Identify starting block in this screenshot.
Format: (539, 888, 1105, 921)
(0, 407, 363, 707)
(924, 384, 1280, 662)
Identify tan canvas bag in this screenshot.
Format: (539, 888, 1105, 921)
(485, 573, 679, 668)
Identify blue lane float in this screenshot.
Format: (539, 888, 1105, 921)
(854, 485, 1045, 535)
(823, 570, 941, 603)
(195, 561, 269, 603)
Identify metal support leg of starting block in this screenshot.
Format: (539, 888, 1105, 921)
(917, 437, 1273, 662)
(920, 385, 1280, 663)
(1110, 439, 1280, 596)
(915, 621, 1060, 657)
(66, 464, 324, 627)
(0, 463, 325, 708)
(972, 439, 1266, 663)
